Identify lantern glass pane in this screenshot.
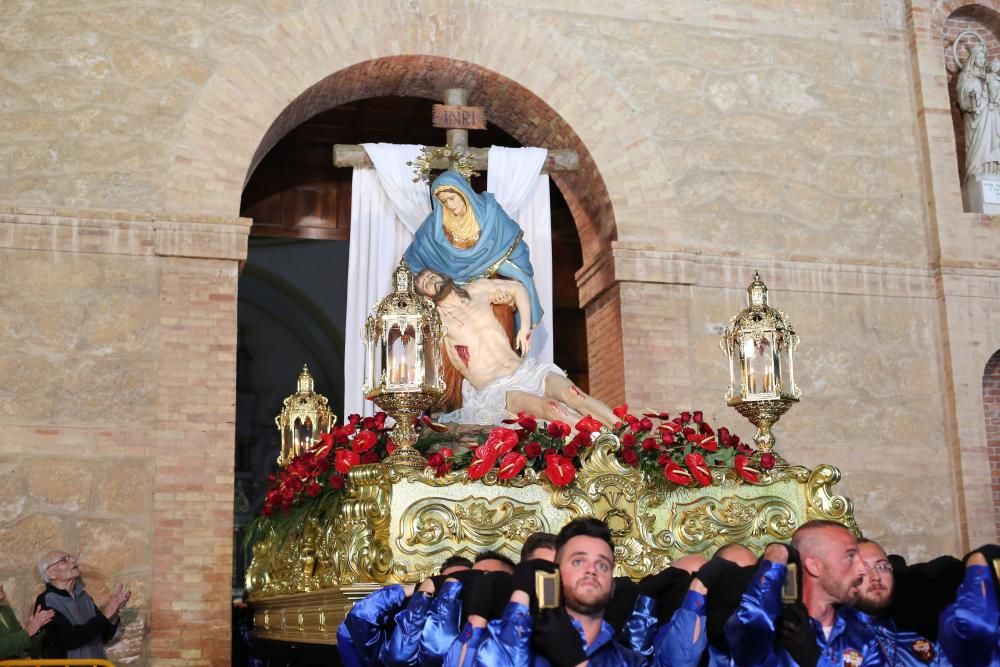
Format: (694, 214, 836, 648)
(778, 336, 794, 396)
(743, 332, 776, 397)
(422, 324, 436, 386)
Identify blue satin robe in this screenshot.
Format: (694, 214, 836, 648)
(473, 600, 648, 666)
(724, 559, 881, 667)
(342, 584, 407, 665)
(938, 564, 999, 666)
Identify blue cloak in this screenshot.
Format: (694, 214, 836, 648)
(403, 171, 543, 327)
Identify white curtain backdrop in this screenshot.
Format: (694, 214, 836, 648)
(343, 144, 430, 417)
(487, 146, 553, 364)
(343, 143, 552, 417)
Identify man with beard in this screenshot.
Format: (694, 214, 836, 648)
(725, 520, 880, 666)
(413, 269, 616, 426)
(473, 517, 645, 666)
(842, 539, 939, 666)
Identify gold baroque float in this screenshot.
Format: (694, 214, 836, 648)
(247, 433, 857, 643)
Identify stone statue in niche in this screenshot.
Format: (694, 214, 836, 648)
(956, 44, 1000, 176)
(955, 41, 1000, 212)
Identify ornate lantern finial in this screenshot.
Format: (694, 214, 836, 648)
(361, 259, 447, 469)
(720, 272, 800, 456)
(275, 365, 336, 467)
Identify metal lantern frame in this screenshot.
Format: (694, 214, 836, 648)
(721, 272, 800, 454)
(361, 259, 447, 468)
(275, 365, 336, 467)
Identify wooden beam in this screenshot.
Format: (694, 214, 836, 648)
(332, 144, 580, 172)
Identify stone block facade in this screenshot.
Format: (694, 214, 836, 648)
(0, 0, 997, 664)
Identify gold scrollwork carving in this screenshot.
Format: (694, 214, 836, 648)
(247, 430, 859, 642)
(398, 497, 549, 557)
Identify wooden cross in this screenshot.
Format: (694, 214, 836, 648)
(332, 88, 579, 173)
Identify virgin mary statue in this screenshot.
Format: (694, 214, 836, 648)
(403, 170, 543, 327)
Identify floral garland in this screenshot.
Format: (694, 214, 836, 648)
(259, 406, 771, 517)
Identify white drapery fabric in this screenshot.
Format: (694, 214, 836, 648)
(486, 146, 552, 365)
(343, 143, 553, 417)
(343, 144, 430, 417)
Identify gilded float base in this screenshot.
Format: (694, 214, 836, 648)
(247, 434, 857, 644)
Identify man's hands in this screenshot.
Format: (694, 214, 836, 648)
(531, 608, 588, 667)
(102, 583, 130, 621)
(776, 602, 821, 667)
(763, 542, 798, 566)
(511, 559, 558, 609)
(23, 605, 54, 636)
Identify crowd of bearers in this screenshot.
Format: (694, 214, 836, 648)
(336, 518, 996, 666)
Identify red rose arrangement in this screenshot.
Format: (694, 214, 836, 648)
(259, 406, 769, 518)
(261, 412, 395, 516)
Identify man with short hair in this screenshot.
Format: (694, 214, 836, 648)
(35, 550, 130, 660)
(841, 538, 939, 666)
(474, 517, 645, 666)
(473, 550, 516, 574)
(521, 532, 558, 563)
(725, 520, 879, 665)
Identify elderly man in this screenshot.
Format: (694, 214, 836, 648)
(725, 519, 880, 666)
(35, 550, 130, 660)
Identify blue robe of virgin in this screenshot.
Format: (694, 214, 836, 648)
(403, 171, 543, 327)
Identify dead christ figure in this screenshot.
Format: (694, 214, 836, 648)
(413, 269, 616, 427)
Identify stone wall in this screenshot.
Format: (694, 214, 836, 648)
(0, 0, 998, 664)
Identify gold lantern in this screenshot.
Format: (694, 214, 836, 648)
(362, 259, 447, 469)
(275, 365, 336, 466)
(721, 272, 800, 455)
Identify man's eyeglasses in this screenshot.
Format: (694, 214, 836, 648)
(45, 555, 74, 571)
(863, 561, 893, 575)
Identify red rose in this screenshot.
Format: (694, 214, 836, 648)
(517, 412, 538, 433)
(524, 442, 542, 458)
(547, 421, 571, 438)
(563, 443, 580, 458)
(439, 447, 454, 459)
(639, 417, 653, 431)
(361, 450, 379, 464)
(314, 458, 331, 474)
(680, 412, 692, 423)
(571, 431, 591, 448)
(692, 411, 703, 423)
(657, 453, 672, 467)
(262, 502, 273, 516)
(362, 417, 377, 431)
(304, 482, 322, 497)
(629, 420, 643, 432)
(544, 454, 576, 486)
(760, 453, 776, 470)
(386, 438, 396, 454)
(427, 453, 445, 468)
(621, 448, 639, 466)
(642, 437, 658, 451)
(347, 413, 361, 427)
(717, 427, 731, 446)
(613, 404, 630, 419)
(498, 452, 527, 480)
(328, 473, 345, 489)
(286, 475, 304, 492)
(352, 430, 378, 453)
(621, 432, 637, 448)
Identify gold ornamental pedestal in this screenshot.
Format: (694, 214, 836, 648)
(246, 434, 857, 644)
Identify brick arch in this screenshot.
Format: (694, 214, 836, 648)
(162, 0, 673, 265)
(986, 349, 1000, 538)
(244, 56, 613, 265)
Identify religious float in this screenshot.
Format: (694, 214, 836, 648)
(243, 258, 858, 648)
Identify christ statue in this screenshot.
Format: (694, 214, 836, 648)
(413, 269, 615, 427)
